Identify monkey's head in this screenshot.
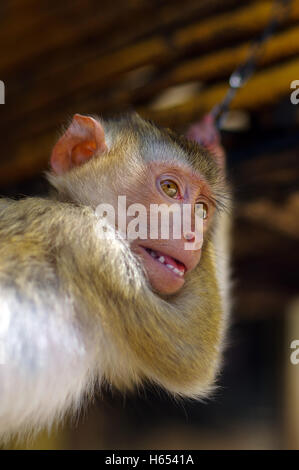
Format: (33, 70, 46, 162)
(49, 113, 227, 296)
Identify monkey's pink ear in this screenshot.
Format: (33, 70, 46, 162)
(186, 114, 226, 169)
(50, 114, 107, 174)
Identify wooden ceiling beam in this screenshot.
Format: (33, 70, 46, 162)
(0, 0, 238, 75)
(168, 25, 299, 85)
(138, 57, 299, 127)
(174, 0, 299, 50)
(0, 37, 170, 125)
(132, 24, 299, 103)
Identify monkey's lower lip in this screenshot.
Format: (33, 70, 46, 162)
(141, 246, 186, 277)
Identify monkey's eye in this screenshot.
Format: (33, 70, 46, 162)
(195, 202, 209, 220)
(160, 180, 179, 198)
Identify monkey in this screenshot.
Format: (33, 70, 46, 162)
(0, 112, 231, 441)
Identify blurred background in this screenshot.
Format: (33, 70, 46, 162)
(0, 0, 298, 450)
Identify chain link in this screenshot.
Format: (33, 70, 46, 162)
(210, 0, 292, 128)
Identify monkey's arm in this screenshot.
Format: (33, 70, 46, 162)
(0, 197, 148, 439)
(0, 199, 100, 439)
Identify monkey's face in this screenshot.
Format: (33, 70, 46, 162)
(49, 113, 220, 295)
(123, 161, 214, 295)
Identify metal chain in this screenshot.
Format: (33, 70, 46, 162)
(210, 0, 292, 128)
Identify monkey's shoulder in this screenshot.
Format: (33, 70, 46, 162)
(0, 197, 99, 263)
(0, 197, 94, 232)
(0, 196, 126, 274)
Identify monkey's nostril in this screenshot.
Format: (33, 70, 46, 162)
(184, 232, 195, 242)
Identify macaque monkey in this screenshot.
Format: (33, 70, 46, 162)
(0, 112, 230, 440)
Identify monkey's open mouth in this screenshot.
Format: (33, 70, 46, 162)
(143, 247, 186, 277)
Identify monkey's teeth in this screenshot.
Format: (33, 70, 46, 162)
(145, 247, 185, 277)
(176, 270, 184, 277)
